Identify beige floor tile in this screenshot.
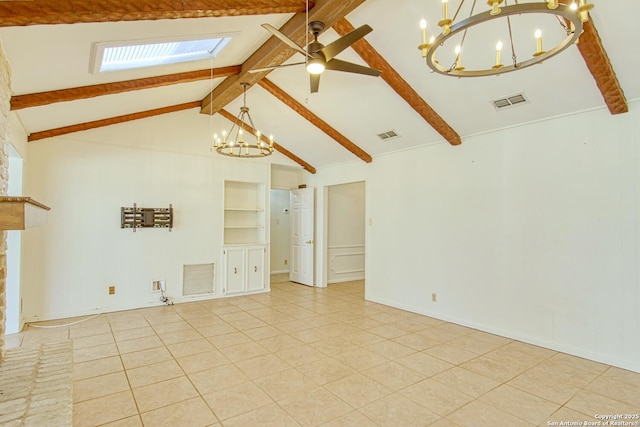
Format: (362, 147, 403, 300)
(197, 323, 238, 337)
(362, 361, 426, 391)
(109, 317, 150, 331)
(254, 367, 320, 401)
(242, 325, 282, 341)
(113, 326, 156, 342)
(508, 369, 581, 405)
(446, 400, 535, 426)
(218, 311, 255, 322)
(396, 352, 455, 377)
(311, 338, 360, 357)
(424, 344, 478, 365)
(391, 333, 440, 351)
(478, 385, 559, 425)
(188, 363, 250, 395)
(278, 387, 353, 427)
(334, 348, 389, 371)
(296, 357, 355, 385)
(448, 334, 505, 355)
(218, 341, 270, 361)
(360, 393, 440, 427)
(176, 348, 229, 374)
(167, 338, 215, 358)
(588, 374, 640, 406)
(101, 415, 143, 427)
(365, 340, 416, 360)
(74, 342, 119, 363)
(151, 319, 194, 334)
(415, 327, 460, 342)
(158, 328, 203, 345)
(73, 390, 138, 427)
(532, 354, 607, 388)
(132, 376, 198, 413)
(229, 317, 268, 330)
(430, 418, 462, 427)
(367, 324, 410, 340)
(185, 315, 225, 329)
(73, 371, 130, 403)
(73, 355, 123, 381)
(542, 407, 592, 427)
(461, 355, 529, 382)
(120, 346, 173, 370)
(125, 359, 184, 388)
(602, 366, 640, 387)
(140, 397, 217, 427)
(69, 323, 112, 339)
(222, 403, 299, 427)
(565, 390, 640, 417)
(203, 381, 273, 420)
(116, 335, 164, 354)
(258, 334, 304, 352)
(208, 331, 253, 348)
(325, 373, 392, 408)
(235, 353, 291, 380)
(432, 367, 500, 398)
(399, 378, 474, 417)
(320, 411, 380, 427)
(483, 341, 553, 368)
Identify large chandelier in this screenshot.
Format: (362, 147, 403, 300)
(418, 0, 594, 77)
(213, 82, 274, 158)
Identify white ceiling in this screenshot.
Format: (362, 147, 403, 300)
(0, 0, 636, 172)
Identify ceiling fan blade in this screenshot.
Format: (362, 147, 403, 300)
(262, 23, 312, 58)
(324, 58, 381, 77)
(310, 73, 320, 93)
(248, 62, 306, 73)
(321, 24, 373, 62)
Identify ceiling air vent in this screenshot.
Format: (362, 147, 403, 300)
(377, 130, 400, 141)
(492, 93, 528, 110)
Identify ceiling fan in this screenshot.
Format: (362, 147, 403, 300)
(249, 21, 382, 93)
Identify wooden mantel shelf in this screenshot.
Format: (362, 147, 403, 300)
(0, 197, 51, 230)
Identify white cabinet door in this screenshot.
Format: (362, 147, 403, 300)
(247, 247, 265, 292)
(225, 248, 246, 294)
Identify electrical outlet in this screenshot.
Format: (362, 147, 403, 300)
(432, 293, 437, 303)
(109, 286, 115, 295)
(284, 259, 288, 266)
(152, 281, 161, 292)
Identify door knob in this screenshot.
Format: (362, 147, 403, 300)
(306, 240, 313, 244)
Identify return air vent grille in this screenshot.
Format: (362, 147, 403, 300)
(183, 263, 215, 296)
(492, 93, 528, 110)
(377, 130, 400, 141)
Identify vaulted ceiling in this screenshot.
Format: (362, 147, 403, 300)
(0, 0, 636, 173)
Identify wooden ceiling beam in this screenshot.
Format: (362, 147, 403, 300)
(258, 78, 372, 163)
(333, 18, 462, 146)
(12, 66, 241, 110)
(0, 1, 314, 27)
(28, 101, 201, 142)
(200, 0, 366, 115)
(575, 18, 628, 115)
(219, 109, 316, 173)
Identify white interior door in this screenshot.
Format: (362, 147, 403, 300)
(290, 187, 315, 286)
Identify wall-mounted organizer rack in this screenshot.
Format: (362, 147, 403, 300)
(121, 203, 173, 232)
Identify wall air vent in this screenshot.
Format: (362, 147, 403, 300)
(183, 263, 215, 296)
(492, 93, 529, 110)
(377, 130, 400, 141)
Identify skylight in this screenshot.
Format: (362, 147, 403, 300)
(93, 35, 232, 73)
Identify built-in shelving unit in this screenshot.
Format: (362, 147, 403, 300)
(223, 181, 265, 245)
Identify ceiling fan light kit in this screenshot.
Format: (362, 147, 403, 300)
(418, 0, 594, 77)
(213, 83, 274, 158)
(250, 20, 382, 93)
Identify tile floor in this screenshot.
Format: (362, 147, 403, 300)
(5, 279, 640, 426)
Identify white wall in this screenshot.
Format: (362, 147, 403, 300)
(327, 182, 365, 283)
(309, 101, 640, 373)
(22, 110, 273, 321)
(5, 152, 23, 334)
(270, 189, 290, 273)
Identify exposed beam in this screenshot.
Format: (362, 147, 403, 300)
(333, 18, 462, 146)
(575, 19, 628, 115)
(258, 78, 372, 163)
(0, 1, 314, 27)
(12, 66, 241, 111)
(28, 101, 201, 142)
(201, 0, 367, 115)
(218, 109, 316, 173)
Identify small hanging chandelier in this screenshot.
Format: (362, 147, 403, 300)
(213, 82, 274, 158)
(418, 0, 594, 77)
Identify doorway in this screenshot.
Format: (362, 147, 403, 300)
(269, 189, 291, 284)
(326, 181, 366, 285)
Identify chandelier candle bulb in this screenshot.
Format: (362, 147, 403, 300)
(534, 29, 544, 56)
(577, 0, 593, 22)
(420, 19, 427, 44)
(269, 135, 274, 149)
(439, 0, 452, 35)
(488, 0, 504, 16)
(454, 45, 464, 70)
(494, 41, 503, 68)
